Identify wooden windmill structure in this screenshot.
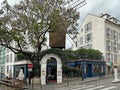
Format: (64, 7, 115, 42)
(49, 0, 87, 49)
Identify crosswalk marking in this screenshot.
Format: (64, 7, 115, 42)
(85, 86, 105, 90)
(54, 85, 117, 90)
(72, 85, 95, 90)
(99, 86, 117, 90)
(55, 85, 86, 90)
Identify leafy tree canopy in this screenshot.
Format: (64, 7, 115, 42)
(75, 49, 102, 60)
(0, 0, 80, 61)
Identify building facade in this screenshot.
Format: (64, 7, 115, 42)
(0, 46, 5, 78)
(0, 41, 48, 79)
(73, 13, 120, 72)
(5, 48, 15, 78)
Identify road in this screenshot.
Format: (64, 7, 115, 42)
(54, 76, 120, 90)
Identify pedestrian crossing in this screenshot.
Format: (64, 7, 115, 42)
(54, 84, 118, 90)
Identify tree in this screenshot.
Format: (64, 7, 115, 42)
(75, 49, 102, 60)
(0, 0, 80, 63)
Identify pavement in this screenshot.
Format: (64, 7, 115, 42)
(25, 75, 115, 90)
(0, 75, 118, 90)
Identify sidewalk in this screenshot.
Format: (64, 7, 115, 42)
(26, 75, 114, 90)
(0, 75, 115, 90)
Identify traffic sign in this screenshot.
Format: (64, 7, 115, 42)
(28, 64, 33, 68)
(28, 68, 32, 71)
(110, 61, 113, 66)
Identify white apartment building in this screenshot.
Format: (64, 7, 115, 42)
(0, 46, 5, 78)
(5, 48, 15, 78)
(73, 13, 120, 71)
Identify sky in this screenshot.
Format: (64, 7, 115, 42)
(79, 0, 120, 23)
(0, 0, 120, 48)
(0, 0, 20, 5)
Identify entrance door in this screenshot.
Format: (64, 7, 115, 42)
(46, 58, 57, 83)
(86, 64, 92, 77)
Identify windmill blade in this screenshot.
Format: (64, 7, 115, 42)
(66, 0, 86, 47)
(68, 0, 87, 9)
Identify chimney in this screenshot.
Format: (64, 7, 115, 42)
(100, 13, 110, 20)
(110, 17, 117, 24)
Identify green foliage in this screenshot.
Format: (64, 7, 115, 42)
(40, 48, 69, 64)
(62, 64, 81, 77)
(75, 49, 102, 60)
(61, 49, 102, 61)
(0, 0, 79, 55)
(62, 65, 79, 73)
(63, 49, 77, 60)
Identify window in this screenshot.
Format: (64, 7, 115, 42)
(106, 40, 112, 51)
(112, 31, 118, 40)
(6, 48, 9, 54)
(106, 53, 113, 63)
(79, 37, 83, 45)
(80, 46, 84, 49)
(7, 66, 9, 73)
(86, 44, 92, 49)
(85, 22, 92, 33)
(119, 33, 120, 39)
(113, 42, 117, 52)
(6, 55, 9, 62)
(85, 33, 92, 43)
(114, 54, 117, 63)
(10, 54, 12, 62)
(106, 28, 112, 39)
(0, 50, 1, 56)
(118, 43, 120, 51)
(81, 28, 83, 32)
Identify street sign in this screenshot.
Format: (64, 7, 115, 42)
(110, 61, 113, 66)
(28, 64, 33, 68)
(28, 68, 32, 71)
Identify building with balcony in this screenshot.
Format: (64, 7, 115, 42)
(73, 13, 120, 72)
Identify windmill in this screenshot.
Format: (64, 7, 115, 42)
(49, 0, 87, 49)
(66, 0, 87, 48)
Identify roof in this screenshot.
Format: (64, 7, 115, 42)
(68, 59, 105, 63)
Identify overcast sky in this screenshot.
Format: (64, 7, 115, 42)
(0, 0, 120, 48)
(1, 0, 120, 20)
(79, 0, 120, 22)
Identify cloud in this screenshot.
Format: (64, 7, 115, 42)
(79, 0, 120, 21)
(0, 0, 20, 6)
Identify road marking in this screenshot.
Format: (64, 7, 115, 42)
(55, 85, 86, 90)
(72, 85, 95, 90)
(99, 86, 116, 90)
(85, 86, 105, 90)
(55, 85, 117, 90)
